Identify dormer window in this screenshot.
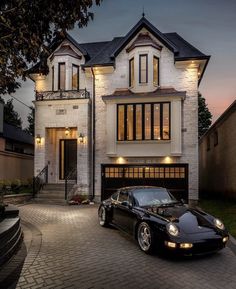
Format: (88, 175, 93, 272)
(139, 54, 148, 83)
(129, 58, 134, 87)
(72, 64, 79, 90)
(153, 56, 159, 86)
(58, 62, 65, 90)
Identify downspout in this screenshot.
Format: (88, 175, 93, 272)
(90, 67, 96, 200)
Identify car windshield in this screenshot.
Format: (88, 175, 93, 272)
(133, 188, 177, 207)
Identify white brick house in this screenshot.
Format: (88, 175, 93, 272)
(29, 17, 210, 204)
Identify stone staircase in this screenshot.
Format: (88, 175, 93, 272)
(34, 183, 67, 205)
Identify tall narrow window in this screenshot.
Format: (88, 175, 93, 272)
(153, 56, 159, 86)
(127, 105, 134, 140)
(52, 66, 54, 91)
(154, 104, 160, 139)
(139, 54, 148, 83)
(58, 62, 65, 90)
(72, 64, 79, 90)
(129, 58, 134, 87)
(162, 103, 170, 140)
(118, 105, 125, 141)
(145, 104, 151, 139)
(136, 105, 142, 140)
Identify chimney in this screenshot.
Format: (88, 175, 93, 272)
(0, 99, 4, 134)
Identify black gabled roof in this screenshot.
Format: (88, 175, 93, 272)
(80, 40, 110, 60)
(83, 37, 124, 67)
(2, 123, 34, 145)
(164, 32, 210, 60)
(64, 33, 88, 56)
(28, 17, 209, 73)
(111, 16, 178, 58)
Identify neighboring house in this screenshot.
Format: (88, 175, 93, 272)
(199, 99, 236, 199)
(0, 100, 34, 181)
(29, 16, 209, 204)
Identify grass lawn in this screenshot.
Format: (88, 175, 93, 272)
(199, 199, 236, 238)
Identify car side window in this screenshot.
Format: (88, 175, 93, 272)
(111, 191, 119, 201)
(118, 190, 129, 203)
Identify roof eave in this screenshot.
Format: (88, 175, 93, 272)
(175, 55, 211, 86)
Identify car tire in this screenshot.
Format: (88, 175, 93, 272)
(137, 222, 154, 254)
(98, 205, 109, 227)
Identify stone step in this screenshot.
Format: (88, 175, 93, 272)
(43, 184, 65, 191)
(39, 190, 65, 196)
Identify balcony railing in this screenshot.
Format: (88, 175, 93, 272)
(36, 89, 90, 101)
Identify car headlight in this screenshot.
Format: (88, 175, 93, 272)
(214, 218, 225, 230)
(167, 223, 179, 236)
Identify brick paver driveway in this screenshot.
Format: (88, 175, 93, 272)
(15, 204, 236, 289)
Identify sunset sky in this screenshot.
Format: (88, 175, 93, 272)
(7, 0, 236, 127)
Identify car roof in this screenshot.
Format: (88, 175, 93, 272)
(118, 186, 166, 192)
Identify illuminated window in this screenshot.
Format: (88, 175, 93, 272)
(72, 64, 79, 90)
(129, 58, 134, 87)
(163, 103, 170, 140)
(153, 56, 159, 86)
(58, 62, 65, 90)
(145, 104, 151, 140)
(118, 105, 125, 141)
(139, 54, 148, 83)
(127, 105, 133, 140)
(117, 102, 170, 141)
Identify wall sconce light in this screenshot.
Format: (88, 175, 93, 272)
(36, 134, 41, 144)
(65, 127, 70, 136)
(78, 133, 85, 144)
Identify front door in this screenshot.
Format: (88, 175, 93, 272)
(59, 139, 77, 180)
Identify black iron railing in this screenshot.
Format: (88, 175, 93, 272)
(33, 165, 48, 197)
(36, 89, 89, 101)
(65, 167, 77, 201)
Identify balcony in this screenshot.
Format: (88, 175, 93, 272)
(35, 89, 90, 101)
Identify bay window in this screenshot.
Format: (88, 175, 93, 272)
(72, 64, 79, 90)
(139, 54, 148, 83)
(129, 58, 134, 87)
(117, 102, 170, 141)
(153, 56, 159, 86)
(58, 62, 65, 90)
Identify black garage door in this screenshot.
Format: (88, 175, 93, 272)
(101, 164, 188, 201)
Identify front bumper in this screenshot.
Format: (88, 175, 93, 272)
(164, 234, 229, 255)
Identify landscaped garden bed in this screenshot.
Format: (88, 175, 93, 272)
(199, 199, 236, 238)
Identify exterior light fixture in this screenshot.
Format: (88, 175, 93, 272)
(36, 134, 41, 144)
(65, 127, 70, 136)
(78, 133, 85, 144)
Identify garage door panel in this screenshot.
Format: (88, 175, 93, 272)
(101, 164, 188, 201)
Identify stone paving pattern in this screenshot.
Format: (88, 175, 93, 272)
(14, 204, 236, 289)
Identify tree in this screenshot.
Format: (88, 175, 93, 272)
(2, 98, 22, 128)
(198, 92, 212, 138)
(0, 0, 102, 96)
(25, 106, 35, 136)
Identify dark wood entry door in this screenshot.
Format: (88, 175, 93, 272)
(59, 139, 77, 180)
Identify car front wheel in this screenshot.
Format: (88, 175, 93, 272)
(98, 206, 109, 227)
(137, 222, 154, 254)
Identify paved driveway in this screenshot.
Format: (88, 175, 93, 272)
(15, 204, 236, 289)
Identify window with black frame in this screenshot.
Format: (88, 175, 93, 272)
(139, 54, 148, 83)
(117, 102, 170, 141)
(72, 64, 79, 90)
(58, 62, 65, 90)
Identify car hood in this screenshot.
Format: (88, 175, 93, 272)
(145, 205, 214, 234)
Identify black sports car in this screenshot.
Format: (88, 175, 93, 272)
(98, 186, 229, 255)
